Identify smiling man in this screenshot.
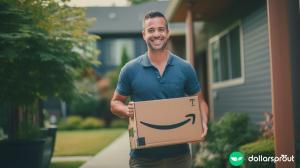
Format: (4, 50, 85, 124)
(110, 11, 209, 168)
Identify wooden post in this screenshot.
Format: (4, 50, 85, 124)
(185, 2, 194, 66)
(266, 0, 296, 167)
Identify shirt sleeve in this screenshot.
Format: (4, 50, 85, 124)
(116, 66, 131, 96)
(184, 64, 201, 95)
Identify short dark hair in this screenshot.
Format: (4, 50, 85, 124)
(143, 11, 168, 29)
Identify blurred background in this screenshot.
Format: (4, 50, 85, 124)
(0, 0, 299, 168)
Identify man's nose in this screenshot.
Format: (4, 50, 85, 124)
(153, 30, 161, 37)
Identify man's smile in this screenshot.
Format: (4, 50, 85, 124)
(150, 38, 164, 45)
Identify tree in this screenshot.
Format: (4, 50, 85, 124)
(120, 47, 130, 68)
(0, 0, 99, 138)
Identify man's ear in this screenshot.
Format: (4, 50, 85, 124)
(142, 31, 146, 41)
(166, 29, 170, 38)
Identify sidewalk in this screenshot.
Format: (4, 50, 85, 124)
(80, 131, 130, 168)
(52, 156, 92, 162)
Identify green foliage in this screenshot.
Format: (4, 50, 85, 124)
(80, 117, 104, 130)
(58, 116, 83, 130)
(240, 138, 275, 168)
(58, 116, 105, 130)
(0, 0, 99, 106)
(111, 119, 128, 128)
(105, 46, 131, 92)
(97, 98, 116, 127)
(120, 47, 130, 68)
(194, 112, 259, 168)
(69, 93, 99, 117)
(208, 113, 258, 153)
(16, 121, 41, 139)
(240, 138, 274, 155)
(105, 70, 120, 91)
(0, 0, 100, 138)
(0, 105, 7, 131)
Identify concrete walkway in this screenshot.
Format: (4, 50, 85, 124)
(80, 131, 130, 168)
(52, 156, 93, 162)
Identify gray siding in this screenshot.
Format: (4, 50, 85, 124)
(213, 6, 272, 122)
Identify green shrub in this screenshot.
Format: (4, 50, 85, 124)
(111, 119, 128, 128)
(80, 117, 104, 129)
(58, 116, 83, 130)
(240, 138, 275, 168)
(194, 112, 259, 168)
(69, 94, 99, 118)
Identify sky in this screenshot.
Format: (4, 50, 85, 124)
(67, 0, 130, 7)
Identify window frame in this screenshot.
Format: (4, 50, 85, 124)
(208, 21, 245, 89)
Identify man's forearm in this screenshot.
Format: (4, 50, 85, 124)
(110, 100, 128, 118)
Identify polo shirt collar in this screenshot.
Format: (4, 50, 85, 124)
(141, 51, 174, 67)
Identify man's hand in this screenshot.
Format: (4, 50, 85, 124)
(127, 101, 135, 118)
(196, 91, 209, 140)
(111, 91, 133, 118)
(201, 122, 208, 140)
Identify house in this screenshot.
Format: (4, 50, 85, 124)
(166, 0, 299, 167)
(86, 0, 185, 74)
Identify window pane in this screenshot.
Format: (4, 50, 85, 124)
(107, 39, 135, 66)
(229, 27, 241, 78)
(210, 24, 242, 84)
(220, 35, 230, 81)
(211, 41, 220, 82)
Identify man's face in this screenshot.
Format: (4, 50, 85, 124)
(142, 17, 170, 51)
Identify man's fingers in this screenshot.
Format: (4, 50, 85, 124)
(127, 112, 134, 118)
(127, 102, 135, 118)
(126, 109, 134, 117)
(128, 102, 134, 109)
(200, 124, 208, 139)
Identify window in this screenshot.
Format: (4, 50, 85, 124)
(106, 39, 135, 66)
(209, 22, 244, 88)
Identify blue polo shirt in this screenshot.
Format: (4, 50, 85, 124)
(116, 52, 201, 159)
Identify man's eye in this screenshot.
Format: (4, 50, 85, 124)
(148, 29, 154, 33)
(158, 28, 165, 32)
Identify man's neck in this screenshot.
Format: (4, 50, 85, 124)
(147, 49, 169, 65)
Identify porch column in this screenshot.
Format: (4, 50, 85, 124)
(185, 2, 194, 66)
(266, 0, 296, 167)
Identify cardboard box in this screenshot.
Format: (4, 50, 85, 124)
(128, 96, 203, 149)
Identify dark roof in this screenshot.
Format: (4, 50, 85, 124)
(86, 1, 172, 34)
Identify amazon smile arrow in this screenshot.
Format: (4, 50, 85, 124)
(140, 113, 195, 130)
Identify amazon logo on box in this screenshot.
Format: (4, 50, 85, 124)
(128, 96, 204, 149)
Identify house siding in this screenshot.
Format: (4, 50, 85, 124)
(212, 6, 272, 122)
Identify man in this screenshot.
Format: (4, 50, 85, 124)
(110, 11, 209, 168)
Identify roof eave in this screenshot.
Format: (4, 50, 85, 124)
(165, 0, 183, 22)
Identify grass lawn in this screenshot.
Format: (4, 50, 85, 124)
(54, 128, 126, 156)
(50, 161, 85, 168)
